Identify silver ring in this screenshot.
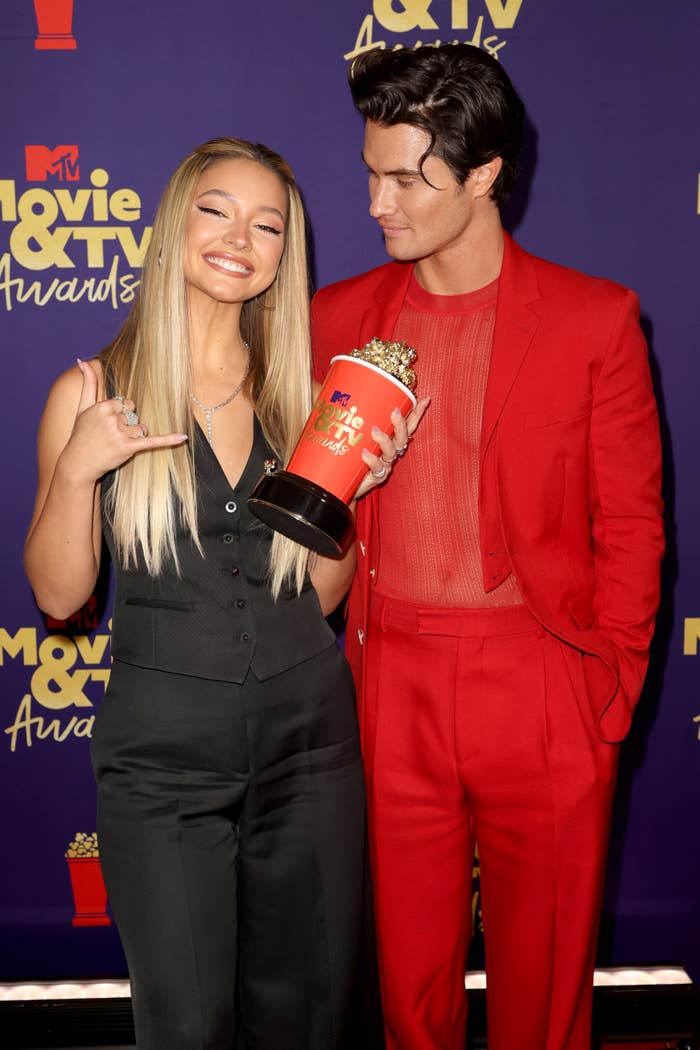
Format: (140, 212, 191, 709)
(114, 395, 125, 405)
(371, 464, 387, 480)
(395, 442, 409, 457)
(125, 410, 139, 426)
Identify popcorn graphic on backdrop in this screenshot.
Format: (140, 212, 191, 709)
(65, 831, 100, 859)
(64, 830, 111, 926)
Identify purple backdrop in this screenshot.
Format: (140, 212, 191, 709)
(1, 0, 698, 982)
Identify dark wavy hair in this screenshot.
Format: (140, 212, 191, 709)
(348, 44, 524, 204)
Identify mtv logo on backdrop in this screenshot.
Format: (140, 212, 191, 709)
(25, 145, 80, 182)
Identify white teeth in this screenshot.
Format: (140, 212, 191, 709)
(205, 256, 251, 274)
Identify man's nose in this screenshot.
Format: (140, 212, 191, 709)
(369, 180, 393, 218)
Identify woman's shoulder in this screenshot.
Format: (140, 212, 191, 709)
(39, 358, 108, 441)
(47, 357, 106, 401)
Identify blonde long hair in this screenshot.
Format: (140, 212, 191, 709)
(100, 138, 313, 595)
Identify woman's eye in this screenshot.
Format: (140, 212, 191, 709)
(198, 205, 225, 217)
(256, 224, 282, 236)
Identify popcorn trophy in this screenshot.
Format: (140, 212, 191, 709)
(34, 0, 77, 50)
(248, 339, 417, 557)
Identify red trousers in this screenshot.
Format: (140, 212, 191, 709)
(362, 597, 619, 1050)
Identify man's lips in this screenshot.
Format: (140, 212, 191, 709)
(203, 253, 254, 275)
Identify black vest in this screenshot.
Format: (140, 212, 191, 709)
(103, 417, 335, 683)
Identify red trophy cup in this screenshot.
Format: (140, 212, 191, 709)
(248, 338, 417, 557)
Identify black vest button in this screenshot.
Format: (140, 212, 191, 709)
(225, 500, 237, 513)
(236, 599, 246, 609)
(240, 632, 250, 642)
(222, 533, 234, 544)
(231, 566, 240, 576)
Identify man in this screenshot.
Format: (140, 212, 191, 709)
(312, 44, 664, 1050)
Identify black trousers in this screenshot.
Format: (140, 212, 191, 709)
(91, 645, 381, 1050)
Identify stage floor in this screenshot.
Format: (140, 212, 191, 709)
(2, 967, 698, 1049)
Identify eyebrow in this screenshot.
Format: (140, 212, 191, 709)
(361, 153, 421, 178)
(196, 188, 285, 222)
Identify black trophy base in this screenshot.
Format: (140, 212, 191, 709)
(248, 469, 355, 558)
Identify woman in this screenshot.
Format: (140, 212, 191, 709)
(24, 138, 418, 1049)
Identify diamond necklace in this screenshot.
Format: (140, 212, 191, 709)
(190, 344, 251, 448)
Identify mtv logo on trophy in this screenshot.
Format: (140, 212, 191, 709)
(249, 339, 418, 557)
(33, 0, 77, 50)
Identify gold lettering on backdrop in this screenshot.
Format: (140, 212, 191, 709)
(0, 253, 141, 311)
(0, 627, 38, 666)
(5, 169, 136, 227)
(115, 227, 152, 266)
(483, 0, 523, 29)
(345, 0, 523, 61)
(8, 222, 151, 271)
(448, 0, 523, 29)
(31, 636, 96, 709)
(4, 694, 96, 752)
(373, 0, 439, 33)
(0, 167, 150, 310)
(683, 618, 700, 655)
(74, 634, 110, 664)
(345, 14, 386, 58)
(10, 223, 76, 269)
(2, 625, 112, 751)
(345, 16, 505, 60)
(694, 715, 700, 740)
(451, 1, 468, 29)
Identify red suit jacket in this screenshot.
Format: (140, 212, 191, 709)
(312, 234, 664, 743)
